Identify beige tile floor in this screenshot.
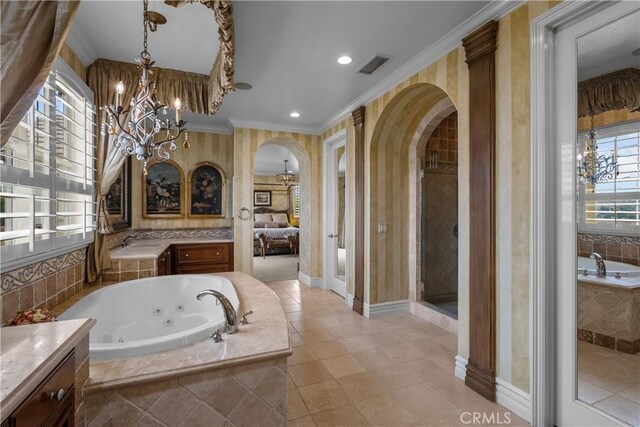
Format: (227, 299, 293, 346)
(267, 280, 528, 427)
(578, 341, 640, 426)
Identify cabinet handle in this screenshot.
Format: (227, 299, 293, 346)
(216, 252, 220, 255)
(48, 388, 65, 401)
(185, 254, 189, 257)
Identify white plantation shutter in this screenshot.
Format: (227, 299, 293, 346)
(0, 59, 96, 268)
(579, 121, 640, 233)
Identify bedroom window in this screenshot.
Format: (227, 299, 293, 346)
(291, 185, 301, 218)
(0, 58, 96, 269)
(578, 121, 640, 233)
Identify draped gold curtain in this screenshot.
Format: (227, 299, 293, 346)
(578, 68, 640, 118)
(0, 0, 80, 148)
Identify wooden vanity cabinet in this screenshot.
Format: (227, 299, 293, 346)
(157, 247, 172, 276)
(4, 351, 75, 427)
(172, 242, 234, 274)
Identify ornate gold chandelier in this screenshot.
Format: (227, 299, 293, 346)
(103, 0, 188, 175)
(277, 159, 295, 187)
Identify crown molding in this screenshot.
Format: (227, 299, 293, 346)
(229, 118, 320, 135)
(186, 122, 232, 135)
(317, 0, 525, 134)
(64, 25, 98, 67)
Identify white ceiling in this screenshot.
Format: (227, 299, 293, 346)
(577, 10, 640, 81)
(254, 144, 299, 176)
(68, 1, 493, 133)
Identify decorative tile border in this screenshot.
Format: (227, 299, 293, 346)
(578, 233, 640, 245)
(105, 228, 233, 251)
(578, 328, 640, 354)
(1, 249, 86, 294)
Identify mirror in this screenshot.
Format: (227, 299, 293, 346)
(575, 10, 640, 426)
(336, 148, 346, 280)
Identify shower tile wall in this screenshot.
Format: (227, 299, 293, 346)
(422, 112, 458, 304)
(0, 249, 86, 324)
(578, 233, 640, 266)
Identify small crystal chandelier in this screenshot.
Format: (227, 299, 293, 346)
(277, 159, 295, 187)
(103, 0, 188, 175)
(577, 114, 618, 187)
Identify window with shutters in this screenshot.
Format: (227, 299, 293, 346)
(291, 185, 301, 218)
(0, 59, 96, 268)
(578, 121, 640, 234)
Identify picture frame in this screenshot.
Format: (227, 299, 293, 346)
(254, 190, 272, 207)
(106, 157, 131, 231)
(187, 161, 226, 218)
(142, 160, 184, 218)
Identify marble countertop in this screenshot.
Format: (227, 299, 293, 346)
(0, 318, 96, 421)
(85, 271, 292, 392)
(109, 238, 234, 259)
(577, 275, 640, 289)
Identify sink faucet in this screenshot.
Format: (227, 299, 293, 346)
(196, 289, 238, 334)
(590, 252, 607, 277)
(122, 235, 135, 247)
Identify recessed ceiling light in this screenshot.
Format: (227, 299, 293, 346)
(235, 82, 252, 90)
(290, 112, 300, 118)
(337, 56, 352, 65)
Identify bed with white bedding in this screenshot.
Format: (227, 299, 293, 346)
(253, 208, 299, 257)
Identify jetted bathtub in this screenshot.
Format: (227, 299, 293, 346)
(577, 256, 640, 278)
(57, 275, 239, 360)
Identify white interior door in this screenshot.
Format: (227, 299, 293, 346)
(324, 131, 347, 298)
(554, 2, 639, 425)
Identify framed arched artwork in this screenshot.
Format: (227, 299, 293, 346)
(187, 162, 226, 218)
(142, 160, 185, 218)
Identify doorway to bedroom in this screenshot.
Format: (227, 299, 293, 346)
(252, 144, 301, 282)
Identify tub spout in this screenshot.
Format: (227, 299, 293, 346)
(196, 290, 238, 334)
(590, 252, 607, 278)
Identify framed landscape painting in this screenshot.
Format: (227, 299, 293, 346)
(254, 190, 271, 207)
(187, 162, 226, 218)
(143, 160, 184, 218)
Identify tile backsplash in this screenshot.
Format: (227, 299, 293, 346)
(1, 248, 86, 324)
(578, 233, 640, 266)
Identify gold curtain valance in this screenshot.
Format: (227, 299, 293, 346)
(87, 58, 212, 115)
(578, 68, 640, 118)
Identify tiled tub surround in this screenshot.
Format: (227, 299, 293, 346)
(0, 318, 95, 425)
(0, 248, 86, 324)
(74, 272, 292, 425)
(578, 278, 640, 354)
(101, 237, 234, 284)
(578, 232, 640, 266)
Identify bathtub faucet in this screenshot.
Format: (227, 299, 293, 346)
(196, 290, 238, 334)
(590, 252, 607, 278)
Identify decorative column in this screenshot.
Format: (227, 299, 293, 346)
(352, 106, 365, 315)
(462, 20, 498, 402)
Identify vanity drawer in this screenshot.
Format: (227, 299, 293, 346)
(10, 351, 75, 427)
(175, 264, 231, 274)
(175, 244, 229, 265)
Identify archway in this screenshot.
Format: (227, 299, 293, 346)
(249, 137, 312, 280)
(368, 82, 464, 333)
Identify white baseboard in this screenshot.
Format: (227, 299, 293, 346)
(496, 378, 531, 422)
(455, 355, 468, 381)
(346, 293, 354, 308)
(363, 299, 410, 318)
(298, 272, 322, 288)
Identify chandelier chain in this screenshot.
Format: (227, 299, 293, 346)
(142, 0, 149, 57)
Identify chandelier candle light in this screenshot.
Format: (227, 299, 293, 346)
(103, 0, 188, 175)
(577, 114, 618, 188)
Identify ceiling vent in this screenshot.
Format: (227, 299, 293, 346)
(357, 54, 390, 75)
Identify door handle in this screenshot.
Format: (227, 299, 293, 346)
(328, 234, 339, 238)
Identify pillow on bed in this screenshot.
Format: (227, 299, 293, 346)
(271, 213, 289, 224)
(254, 222, 266, 228)
(264, 222, 282, 228)
(255, 213, 272, 223)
